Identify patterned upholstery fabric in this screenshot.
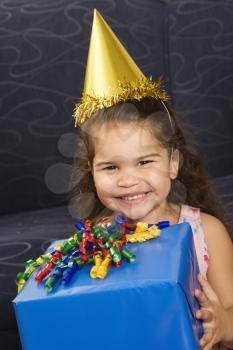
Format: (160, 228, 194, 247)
(0, 206, 73, 350)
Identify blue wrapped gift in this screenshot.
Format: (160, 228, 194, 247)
(13, 222, 202, 350)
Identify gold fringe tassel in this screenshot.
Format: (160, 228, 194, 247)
(73, 76, 170, 127)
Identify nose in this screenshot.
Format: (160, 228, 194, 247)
(117, 168, 140, 188)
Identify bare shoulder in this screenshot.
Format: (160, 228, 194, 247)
(200, 212, 233, 309)
(200, 212, 232, 246)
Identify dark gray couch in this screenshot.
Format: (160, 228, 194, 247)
(0, 206, 73, 349)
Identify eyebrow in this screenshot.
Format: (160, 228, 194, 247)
(94, 153, 161, 167)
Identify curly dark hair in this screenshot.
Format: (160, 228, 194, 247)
(68, 97, 231, 233)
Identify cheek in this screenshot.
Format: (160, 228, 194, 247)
(152, 161, 171, 176)
(93, 174, 118, 210)
(148, 165, 170, 183)
(93, 173, 115, 194)
(147, 169, 171, 194)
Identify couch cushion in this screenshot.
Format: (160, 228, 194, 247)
(0, 205, 73, 330)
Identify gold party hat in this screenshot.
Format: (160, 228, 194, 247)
(73, 9, 170, 126)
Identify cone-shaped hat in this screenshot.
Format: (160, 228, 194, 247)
(83, 9, 145, 98)
(74, 9, 170, 126)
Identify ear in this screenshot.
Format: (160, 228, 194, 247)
(169, 149, 179, 180)
(88, 161, 92, 172)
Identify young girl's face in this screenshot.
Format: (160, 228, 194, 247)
(91, 121, 179, 223)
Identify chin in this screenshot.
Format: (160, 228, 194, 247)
(119, 209, 148, 223)
(101, 197, 157, 223)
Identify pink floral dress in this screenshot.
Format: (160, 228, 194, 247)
(178, 204, 209, 278)
(178, 204, 230, 350)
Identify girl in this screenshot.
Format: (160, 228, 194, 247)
(70, 9, 233, 350)
(71, 97, 233, 350)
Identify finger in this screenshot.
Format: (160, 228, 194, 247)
(195, 288, 210, 308)
(198, 274, 219, 302)
(199, 330, 214, 348)
(203, 338, 215, 350)
(203, 341, 215, 350)
(196, 309, 213, 322)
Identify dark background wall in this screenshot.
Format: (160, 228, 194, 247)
(0, 0, 233, 216)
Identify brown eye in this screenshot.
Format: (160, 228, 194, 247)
(103, 165, 117, 170)
(139, 160, 153, 166)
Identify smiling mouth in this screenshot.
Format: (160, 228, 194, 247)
(116, 192, 151, 204)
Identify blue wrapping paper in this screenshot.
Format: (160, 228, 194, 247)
(13, 222, 202, 350)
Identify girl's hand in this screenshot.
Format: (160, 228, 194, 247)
(195, 273, 230, 350)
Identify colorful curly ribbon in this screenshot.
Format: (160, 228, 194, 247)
(16, 214, 169, 293)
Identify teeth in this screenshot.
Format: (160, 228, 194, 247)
(122, 193, 146, 200)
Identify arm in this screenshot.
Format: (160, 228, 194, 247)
(195, 213, 233, 349)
